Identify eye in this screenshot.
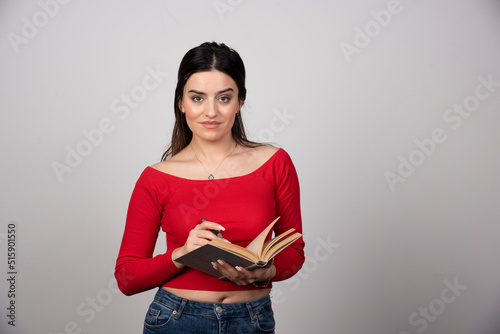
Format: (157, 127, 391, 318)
(219, 96, 230, 103)
(192, 96, 203, 102)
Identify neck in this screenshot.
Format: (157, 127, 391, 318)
(189, 136, 237, 163)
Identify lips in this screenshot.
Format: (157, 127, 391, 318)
(201, 121, 222, 129)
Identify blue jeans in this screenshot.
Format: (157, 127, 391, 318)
(143, 288, 275, 334)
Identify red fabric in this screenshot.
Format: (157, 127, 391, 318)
(114, 148, 305, 296)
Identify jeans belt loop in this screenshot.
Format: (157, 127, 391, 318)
(175, 299, 187, 320)
(245, 302, 256, 323)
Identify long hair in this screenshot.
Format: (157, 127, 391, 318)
(161, 42, 261, 161)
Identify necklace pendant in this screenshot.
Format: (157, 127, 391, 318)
(208, 174, 215, 180)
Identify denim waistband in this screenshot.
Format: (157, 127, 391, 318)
(153, 288, 272, 319)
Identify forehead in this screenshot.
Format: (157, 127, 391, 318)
(184, 71, 238, 92)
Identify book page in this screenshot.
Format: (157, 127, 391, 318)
(261, 228, 295, 255)
(245, 217, 280, 257)
(210, 238, 259, 263)
(262, 232, 302, 262)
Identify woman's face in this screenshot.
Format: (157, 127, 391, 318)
(180, 70, 243, 144)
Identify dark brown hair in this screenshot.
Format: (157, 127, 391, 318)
(161, 42, 261, 161)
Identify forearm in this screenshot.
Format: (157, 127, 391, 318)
(271, 241, 305, 282)
(115, 249, 182, 296)
(171, 247, 186, 269)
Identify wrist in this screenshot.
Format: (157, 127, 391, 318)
(171, 247, 186, 269)
(253, 265, 275, 288)
(268, 265, 276, 281)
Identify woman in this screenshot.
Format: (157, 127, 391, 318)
(115, 42, 305, 333)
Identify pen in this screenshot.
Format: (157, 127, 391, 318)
(201, 218, 223, 238)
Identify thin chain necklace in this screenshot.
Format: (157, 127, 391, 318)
(191, 143, 237, 180)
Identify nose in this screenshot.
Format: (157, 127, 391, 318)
(205, 99, 218, 118)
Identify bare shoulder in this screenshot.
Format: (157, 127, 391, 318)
(256, 144, 280, 158)
(150, 149, 193, 176)
(150, 160, 176, 176)
(150, 160, 173, 174)
(244, 145, 280, 165)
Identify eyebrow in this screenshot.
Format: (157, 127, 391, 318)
(187, 88, 234, 95)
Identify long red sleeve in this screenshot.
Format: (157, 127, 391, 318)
(270, 150, 305, 281)
(114, 171, 182, 296)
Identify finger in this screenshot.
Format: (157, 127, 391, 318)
(263, 259, 274, 268)
(194, 222, 228, 242)
(200, 229, 225, 241)
(194, 221, 226, 233)
(213, 264, 254, 285)
(234, 266, 251, 275)
(185, 229, 217, 249)
(214, 260, 240, 278)
(189, 228, 215, 240)
(216, 260, 255, 285)
(193, 237, 212, 247)
(183, 236, 209, 252)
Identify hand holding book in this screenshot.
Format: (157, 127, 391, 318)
(171, 219, 229, 269)
(174, 217, 303, 280)
(212, 258, 275, 287)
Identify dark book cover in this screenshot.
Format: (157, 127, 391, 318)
(174, 244, 265, 279)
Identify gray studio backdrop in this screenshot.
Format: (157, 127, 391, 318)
(1, 0, 500, 333)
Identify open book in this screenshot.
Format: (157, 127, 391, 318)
(174, 217, 302, 279)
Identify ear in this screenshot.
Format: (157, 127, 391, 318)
(239, 99, 244, 110)
(178, 100, 184, 113)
